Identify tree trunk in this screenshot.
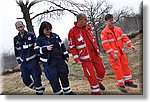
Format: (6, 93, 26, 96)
(20, 5, 35, 33)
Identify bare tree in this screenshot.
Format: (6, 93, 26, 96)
(77, 0, 134, 52)
(16, 0, 80, 33)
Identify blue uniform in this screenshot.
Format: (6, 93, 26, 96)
(35, 33, 73, 95)
(14, 30, 44, 95)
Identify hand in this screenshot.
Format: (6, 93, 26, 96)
(47, 44, 53, 51)
(131, 46, 136, 50)
(17, 64, 21, 68)
(113, 54, 118, 60)
(65, 58, 69, 62)
(77, 61, 82, 65)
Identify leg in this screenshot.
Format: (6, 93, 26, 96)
(43, 62, 63, 95)
(109, 57, 127, 92)
(92, 55, 106, 90)
(29, 59, 45, 95)
(120, 54, 137, 88)
(20, 63, 34, 89)
(58, 60, 75, 95)
(82, 61, 100, 95)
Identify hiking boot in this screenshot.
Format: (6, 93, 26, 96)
(118, 86, 127, 93)
(125, 82, 138, 88)
(65, 91, 76, 95)
(99, 83, 105, 90)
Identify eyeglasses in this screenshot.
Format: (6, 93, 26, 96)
(44, 28, 51, 31)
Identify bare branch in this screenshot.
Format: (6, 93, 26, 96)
(31, 9, 64, 20)
(28, 0, 44, 10)
(47, 0, 78, 16)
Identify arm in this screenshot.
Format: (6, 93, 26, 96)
(100, 32, 116, 58)
(57, 35, 69, 61)
(68, 29, 81, 63)
(119, 28, 134, 47)
(34, 37, 49, 55)
(13, 38, 21, 64)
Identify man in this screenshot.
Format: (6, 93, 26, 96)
(68, 13, 106, 95)
(100, 14, 137, 93)
(13, 21, 45, 95)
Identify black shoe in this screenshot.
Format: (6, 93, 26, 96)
(65, 91, 76, 95)
(36, 92, 43, 95)
(118, 86, 127, 93)
(41, 87, 45, 92)
(125, 82, 138, 88)
(99, 83, 105, 90)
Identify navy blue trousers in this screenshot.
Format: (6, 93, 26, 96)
(43, 59, 69, 94)
(20, 59, 42, 88)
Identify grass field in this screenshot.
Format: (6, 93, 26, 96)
(1, 34, 143, 95)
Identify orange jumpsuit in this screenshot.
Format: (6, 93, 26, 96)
(101, 25, 133, 86)
(68, 22, 106, 94)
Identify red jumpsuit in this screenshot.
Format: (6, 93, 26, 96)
(68, 22, 106, 94)
(101, 25, 133, 86)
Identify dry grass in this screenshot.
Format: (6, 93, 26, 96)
(1, 34, 143, 95)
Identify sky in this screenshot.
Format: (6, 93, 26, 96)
(0, 0, 142, 54)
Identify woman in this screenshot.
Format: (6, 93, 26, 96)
(34, 21, 75, 95)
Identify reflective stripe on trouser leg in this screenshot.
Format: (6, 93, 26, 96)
(28, 82, 35, 89)
(117, 79, 124, 86)
(120, 54, 132, 82)
(109, 57, 124, 86)
(35, 86, 45, 94)
(124, 75, 132, 82)
(54, 90, 63, 95)
(63, 86, 72, 94)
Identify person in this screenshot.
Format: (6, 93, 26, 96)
(68, 13, 106, 95)
(100, 14, 138, 93)
(34, 21, 75, 95)
(13, 21, 45, 95)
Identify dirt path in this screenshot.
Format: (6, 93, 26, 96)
(1, 70, 142, 95)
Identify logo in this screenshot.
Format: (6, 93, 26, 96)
(28, 37, 31, 40)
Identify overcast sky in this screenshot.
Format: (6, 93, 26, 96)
(0, 0, 142, 54)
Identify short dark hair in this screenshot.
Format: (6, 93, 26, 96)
(105, 14, 113, 21)
(77, 13, 86, 21)
(39, 21, 52, 36)
(15, 21, 24, 27)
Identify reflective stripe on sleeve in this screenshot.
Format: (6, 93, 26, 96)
(106, 48, 113, 54)
(76, 44, 86, 49)
(34, 46, 40, 49)
(26, 54, 36, 61)
(63, 51, 68, 55)
(15, 47, 21, 50)
(40, 57, 47, 62)
(69, 45, 75, 49)
(126, 40, 131, 45)
(73, 55, 79, 59)
(80, 55, 90, 60)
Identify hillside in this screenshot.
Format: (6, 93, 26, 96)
(0, 34, 143, 95)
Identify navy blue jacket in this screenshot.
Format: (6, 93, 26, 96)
(34, 33, 69, 63)
(14, 31, 37, 64)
